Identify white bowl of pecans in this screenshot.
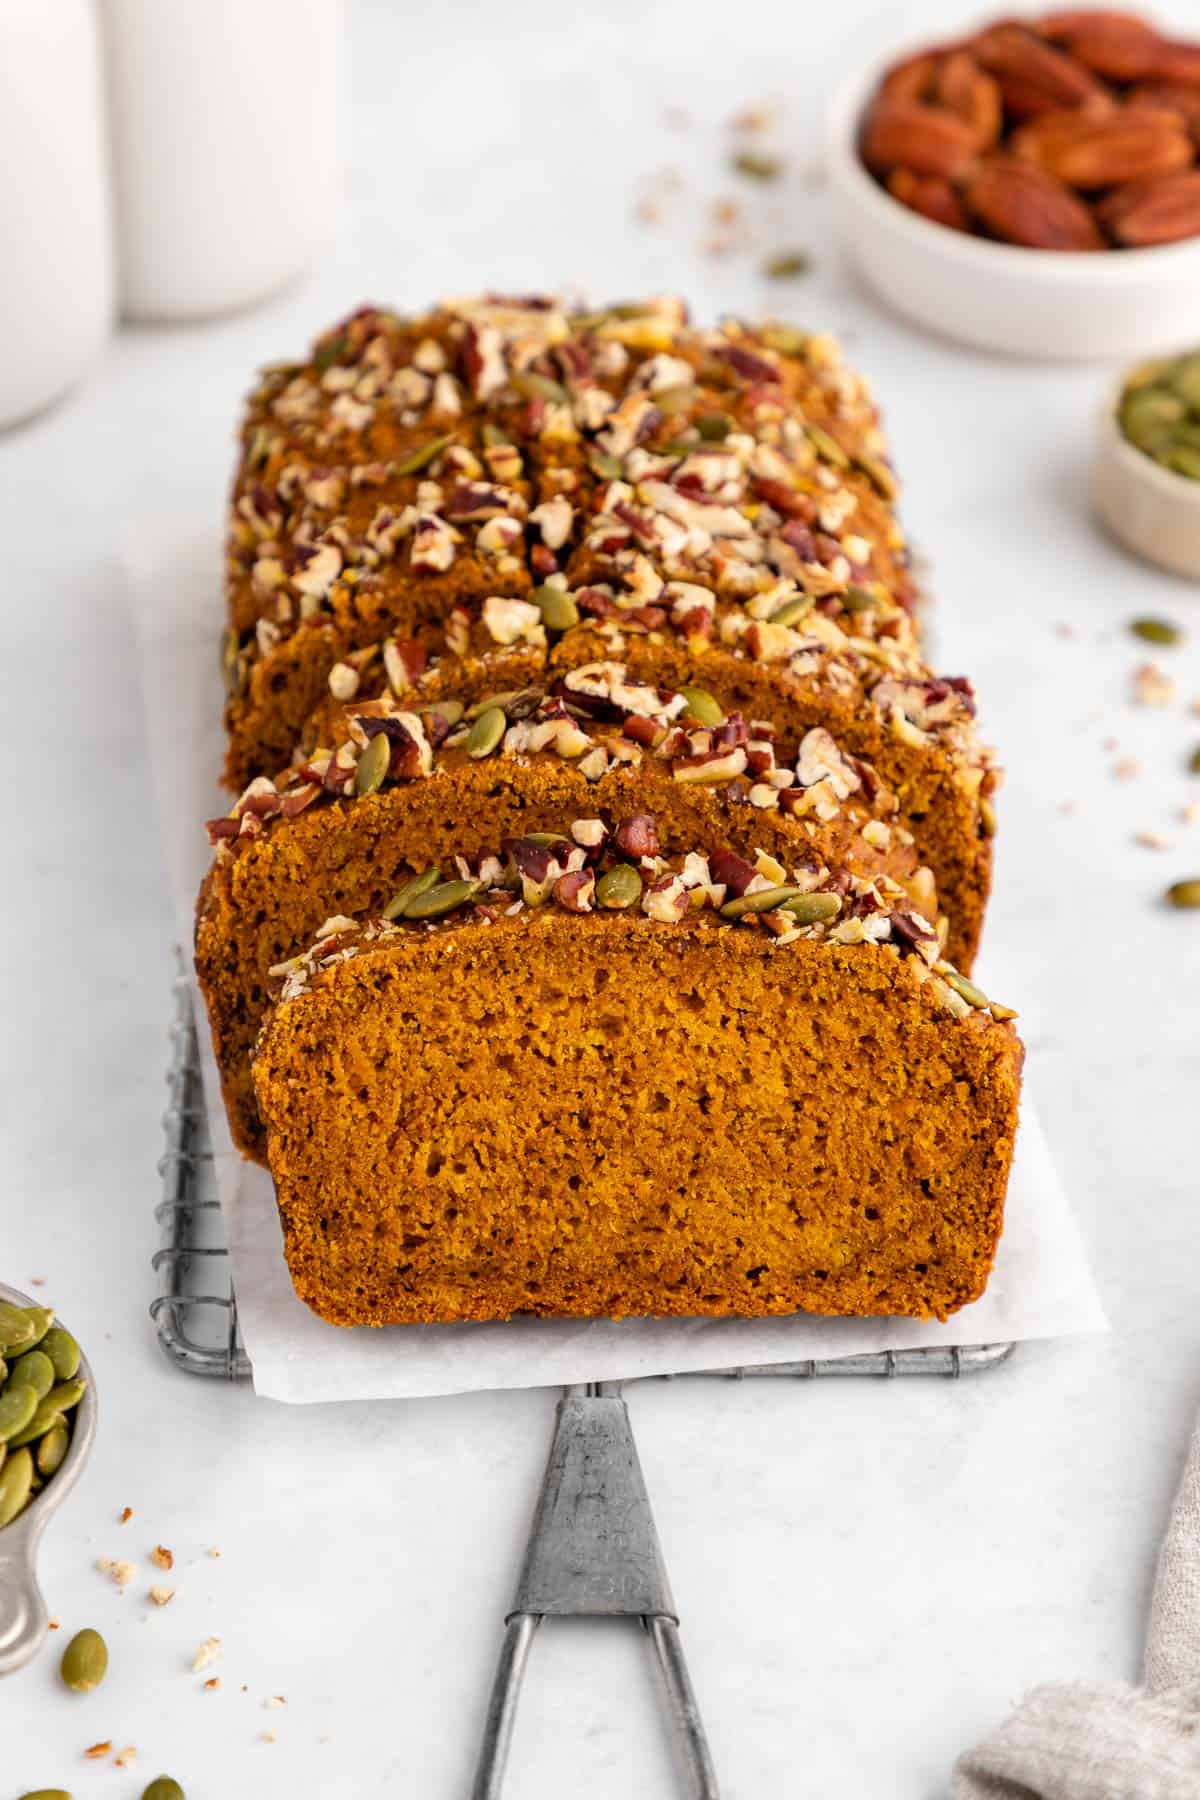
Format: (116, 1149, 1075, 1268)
(827, 9, 1200, 359)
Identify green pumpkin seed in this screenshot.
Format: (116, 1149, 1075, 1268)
(0, 1358, 6, 1386)
(1166, 878, 1200, 909)
(589, 451, 624, 481)
(7, 1350, 54, 1400)
(1167, 353, 1200, 410)
(596, 865, 643, 910)
(761, 323, 809, 356)
(393, 432, 455, 477)
(511, 370, 567, 403)
(732, 149, 783, 181)
(1189, 745, 1200, 775)
(805, 423, 848, 469)
(0, 1304, 37, 1354)
(530, 585, 580, 632)
(1130, 616, 1183, 647)
(44, 1378, 85, 1414)
(720, 884, 807, 918)
(780, 891, 843, 925)
(0, 1385, 38, 1443)
(355, 732, 391, 796)
(481, 422, 511, 448)
(1121, 386, 1184, 450)
(659, 436, 700, 457)
(142, 1780, 185, 1800)
(841, 584, 878, 614)
(1165, 444, 1200, 482)
(853, 451, 898, 501)
(425, 698, 464, 729)
(60, 1627, 108, 1693)
(36, 1424, 69, 1478)
(220, 626, 245, 699)
(40, 1327, 80, 1382)
(944, 970, 989, 1009)
(8, 1407, 66, 1452)
(695, 411, 733, 441)
(16, 1790, 73, 1799)
(763, 252, 812, 282)
(465, 689, 521, 720)
(403, 879, 479, 920)
(770, 593, 815, 627)
(655, 384, 696, 415)
(679, 686, 724, 726)
(312, 331, 347, 372)
(521, 832, 572, 848)
(467, 706, 507, 758)
(0, 1445, 33, 1525)
(382, 867, 441, 921)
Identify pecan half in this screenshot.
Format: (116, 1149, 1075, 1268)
(860, 100, 981, 180)
(887, 168, 972, 231)
(963, 156, 1105, 249)
(1096, 167, 1200, 245)
(935, 51, 1003, 149)
(971, 24, 1108, 116)
(1039, 12, 1163, 83)
(1130, 81, 1200, 145)
(1012, 104, 1191, 188)
(1150, 41, 1200, 87)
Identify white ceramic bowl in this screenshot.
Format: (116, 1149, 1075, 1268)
(1093, 384, 1200, 580)
(826, 58, 1200, 361)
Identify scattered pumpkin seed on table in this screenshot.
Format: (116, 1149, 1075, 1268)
(142, 1779, 186, 1800)
(1166, 879, 1200, 909)
(60, 1628, 108, 1693)
(1129, 617, 1184, 647)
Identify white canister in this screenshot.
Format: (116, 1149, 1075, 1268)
(98, 0, 341, 322)
(0, 0, 114, 431)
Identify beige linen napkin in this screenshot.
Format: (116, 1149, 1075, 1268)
(953, 1412, 1200, 1799)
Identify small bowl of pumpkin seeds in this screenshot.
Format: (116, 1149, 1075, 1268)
(1095, 351, 1200, 581)
(0, 1282, 95, 1677)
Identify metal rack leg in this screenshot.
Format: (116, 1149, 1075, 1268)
(646, 1615, 720, 1799)
(472, 1612, 539, 1800)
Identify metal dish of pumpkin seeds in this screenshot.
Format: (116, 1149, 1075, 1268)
(0, 1281, 96, 1677)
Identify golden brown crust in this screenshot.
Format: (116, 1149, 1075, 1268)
(253, 912, 1022, 1327)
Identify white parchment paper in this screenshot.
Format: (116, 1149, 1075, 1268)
(129, 530, 1107, 1402)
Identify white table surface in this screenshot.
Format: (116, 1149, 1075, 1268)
(4, 0, 1200, 1793)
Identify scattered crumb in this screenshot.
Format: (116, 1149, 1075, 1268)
(1135, 830, 1172, 850)
(98, 1556, 137, 1589)
(48, 1618, 60, 1631)
(192, 1636, 222, 1673)
(1192, 697, 1200, 716)
(150, 1545, 174, 1571)
(1182, 802, 1200, 825)
(84, 1741, 113, 1760)
(114, 1747, 137, 1770)
(30, 1276, 46, 1286)
(204, 1677, 222, 1692)
(261, 1731, 276, 1744)
(731, 103, 777, 135)
(1132, 662, 1178, 707)
(1113, 758, 1144, 780)
(1059, 801, 1075, 815)
(634, 197, 662, 226)
(149, 1585, 175, 1607)
(264, 1695, 287, 1710)
(1101, 736, 1118, 751)
(119, 1507, 133, 1525)
(711, 197, 742, 228)
(208, 1547, 222, 1559)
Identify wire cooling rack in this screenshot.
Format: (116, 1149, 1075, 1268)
(151, 969, 1015, 1386)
